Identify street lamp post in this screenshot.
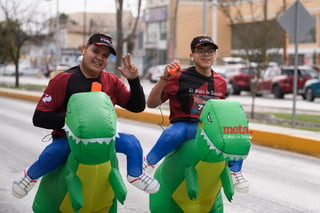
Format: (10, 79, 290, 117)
(212, 0, 217, 42)
(55, 0, 60, 72)
(203, 0, 207, 34)
(83, 0, 87, 44)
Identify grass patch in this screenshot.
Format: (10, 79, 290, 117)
(267, 123, 320, 132)
(255, 112, 320, 132)
(273, 113, 320, 124)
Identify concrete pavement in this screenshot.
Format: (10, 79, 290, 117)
(0, 85, 319, 157)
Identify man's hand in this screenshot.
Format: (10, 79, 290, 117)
(118, 53, 138, 80)
(162, 60, 181, 79)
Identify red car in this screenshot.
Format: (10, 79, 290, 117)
(256, 66, 313, 98)
(222, 65, 257, 95)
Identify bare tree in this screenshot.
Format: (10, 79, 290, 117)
(217, 0, 286, 118)
(0, 0, 48, 87)
(115, 0, 142, 77)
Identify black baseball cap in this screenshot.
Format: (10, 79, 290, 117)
(87, 33, 117, 56)
(191, 36, 219, 52)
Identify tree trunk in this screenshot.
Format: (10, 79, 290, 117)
(115, 0, 123, 77)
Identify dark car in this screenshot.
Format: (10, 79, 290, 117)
(256, 66, 313, 98)
(302, 78, 320, 101)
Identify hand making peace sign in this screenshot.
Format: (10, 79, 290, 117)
(118, 53, 138, 80)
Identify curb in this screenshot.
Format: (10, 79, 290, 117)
(1, 89, 319, 157)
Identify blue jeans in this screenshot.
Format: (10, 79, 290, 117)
(27, 132, 143, 179)
(146, 121, 243, 172)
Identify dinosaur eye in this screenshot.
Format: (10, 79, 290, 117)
(207, 112, 212, 122)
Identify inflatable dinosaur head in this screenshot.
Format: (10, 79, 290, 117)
(197, 99, 251, 161)
(64, 92, 117, 165)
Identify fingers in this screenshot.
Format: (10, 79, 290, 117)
(118, 53, 138, 79)
(122, 53, 132, 69)
(165, 60, 180, 73)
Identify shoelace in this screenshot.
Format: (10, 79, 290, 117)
(17, 177, 32, 191)
(233, 172, 246, 183)
(143, 161, 154, 171)
(139, 174, 154, 184)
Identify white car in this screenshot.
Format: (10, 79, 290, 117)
(19, 67, 39, 76)
(0, 64, 15, 76)
(147, 65, 166, 83)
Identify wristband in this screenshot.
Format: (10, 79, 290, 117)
(160, 76, 169, 81)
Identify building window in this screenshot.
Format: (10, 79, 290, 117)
(138, 31, 143, 49)
(160, 21, 167, 40)
(147, 22, 158, 43)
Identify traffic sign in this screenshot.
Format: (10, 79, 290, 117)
(277, 0, 315, 42)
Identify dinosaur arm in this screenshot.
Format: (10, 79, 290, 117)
(109, 168, 127, 204)
(220, 165, 234, 202)
(185, 166, 199, 200)
(109, 145, 127, 204)
(65, 173, 84, 212)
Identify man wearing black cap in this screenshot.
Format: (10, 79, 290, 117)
(144, 35, 249, 193)
(12, 32, 160, 199)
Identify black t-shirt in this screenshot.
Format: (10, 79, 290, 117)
(161, 66, 226, 123)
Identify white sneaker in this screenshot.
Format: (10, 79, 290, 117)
(143, 157, 155, 174)
(127, 173, 160, 194)
(231, 170, 249, 193)
(12, 170, 37, 198)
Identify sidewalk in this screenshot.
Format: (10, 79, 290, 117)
(1, 86, 320, 157)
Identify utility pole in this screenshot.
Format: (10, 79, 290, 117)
(283, 0, 288, 65)
(83, 0, 87, 44)
(55, 0, 60, 71)
(212, 0, 217, 42)
(203, 0, 207, 34)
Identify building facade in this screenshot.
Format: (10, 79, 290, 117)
(144, 0, 320, 68)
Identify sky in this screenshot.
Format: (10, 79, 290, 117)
(45, 0, 116, 15)
(0, 0, 142, 21)
(40, 0, 142, 17)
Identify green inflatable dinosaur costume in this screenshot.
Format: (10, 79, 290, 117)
(32, 92, 127, 213)
(149, 99, 251, 213)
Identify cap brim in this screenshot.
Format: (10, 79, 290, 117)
(196, 42, 218, 50)
(95, 43, 117, 56)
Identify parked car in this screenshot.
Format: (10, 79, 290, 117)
(256, 66, 314, 98)
(302, 78, 320, 102)
(303, 67, 319, 79)
(0, 64, 39, 76)
(216, 72, 231, 97)
(19, 67, 39, 76)
(147, 65, 167, 83)
(221, 65, 256, 95)
(214, 66, 232, 97)
(147, 64, 189, 83)
(0, 64, 15, 76)
(49, 64, 71, 79)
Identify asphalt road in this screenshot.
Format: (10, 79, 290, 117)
(1, 96, 320, 213)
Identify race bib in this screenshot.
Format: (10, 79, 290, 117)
(191, 95, 213, 116)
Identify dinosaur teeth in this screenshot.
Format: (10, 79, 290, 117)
(201, 130, 215, 150)
(222, 153, 247, 161)
(201, 129, 247, 160)
(64, 125, 115, 145)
